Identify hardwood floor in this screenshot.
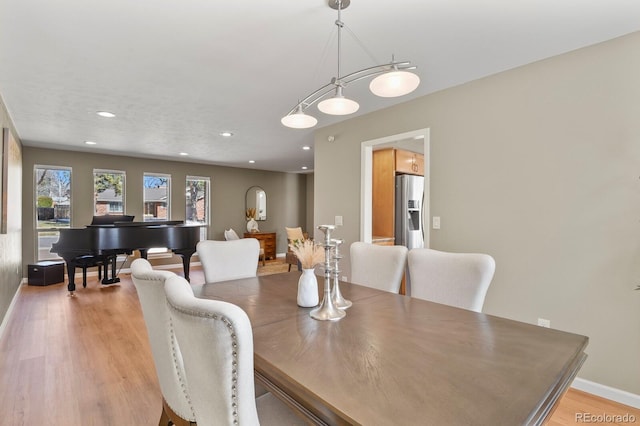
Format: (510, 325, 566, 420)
(0, 264, 638, 425)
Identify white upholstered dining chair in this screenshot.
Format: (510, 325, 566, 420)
(225, 228, 265, 266)
(130, 258, 196, 426)
(196, 238, 260, 283)
(349, 242, 408, 293)
(407, 248, 496, 312)
(163, 274, 305, 426)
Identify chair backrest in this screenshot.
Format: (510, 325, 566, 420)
(285, 226, 305, 242)
(224, 228, 240, 240)
(350, 242, 408, 293)
(407, 248, 496, 312)
(196, 239, 260, 283)
(130, 258, 195, 422)
(164, 274, 259, 426)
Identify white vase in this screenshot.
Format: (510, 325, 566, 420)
(246, 218, 258, 233)
(297, 268, 319, 308)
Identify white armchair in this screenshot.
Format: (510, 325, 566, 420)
(407, 248, 495, 312)
(350, 242, 408, 293)
(164, 274, 305, 425)
(130, 258, 196, 426)
(196, 239, 260, 283)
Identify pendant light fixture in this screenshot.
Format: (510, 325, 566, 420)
(280, 105, 318, 129)
(281, 0, 420, 129)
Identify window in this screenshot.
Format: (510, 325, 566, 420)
(94, 170, 125, 215)
(35, 166, 71, 260)
(143, 173, 170, 221)
(186, 176, 210, 240)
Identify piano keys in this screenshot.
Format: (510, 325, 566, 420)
(51, 218, 201, 293)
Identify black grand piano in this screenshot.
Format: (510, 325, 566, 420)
(50, 215, 201, 293)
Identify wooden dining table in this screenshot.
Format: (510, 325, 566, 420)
(193, 272, 588, 426)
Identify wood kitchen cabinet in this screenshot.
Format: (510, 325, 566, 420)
(372, 148, 424, 238)
(395, 149, 424, 176)
(244, 232, 276, 259)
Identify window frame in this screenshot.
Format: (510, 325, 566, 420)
(143, 172, 171, 222)
(186, 175, 211, 241)
(34, 165, 72, 261)
(93, 169, 126, 216)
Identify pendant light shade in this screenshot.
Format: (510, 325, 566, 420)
(281, 105, 318, 129)
(317, 87, 360, 115)
(369, 69, 421, 98)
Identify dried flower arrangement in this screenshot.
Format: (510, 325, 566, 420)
(289, 239, 325, 269)
(246, 208, 256, 220)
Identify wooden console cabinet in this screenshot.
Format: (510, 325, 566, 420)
(244, 232, 276, 260)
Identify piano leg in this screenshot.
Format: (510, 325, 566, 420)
(82, 266, 87, 288)
(174, 249, 195, 282)
(66, 260, 77, 293)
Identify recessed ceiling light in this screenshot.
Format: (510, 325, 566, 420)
(220, 131, 233, 137)
(302, 146, 311, 150)
(301, 166, 308, 170)
(248, 160, 255, 164)
(179, 152, 189, 156)
(96, 111, 116, 118)
(84, 141, 97, 145)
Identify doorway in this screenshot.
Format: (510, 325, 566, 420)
(360, 128, 430, 247)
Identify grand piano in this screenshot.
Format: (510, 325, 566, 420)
(50, 215, 201, 293)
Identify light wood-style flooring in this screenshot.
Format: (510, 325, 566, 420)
(0, 262, 638, 425)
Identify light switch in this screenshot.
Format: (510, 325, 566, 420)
(335, 215, 343, 226)
(432, 216, 441, 230)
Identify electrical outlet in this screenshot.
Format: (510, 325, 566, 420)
(537, 318, 551, 328)
(335, 215, 343, 226)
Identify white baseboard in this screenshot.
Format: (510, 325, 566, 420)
(0, 280, 24, 342)
(74, 261, 202, 278)
(572, 377, 640, 409)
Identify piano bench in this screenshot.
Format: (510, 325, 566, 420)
(74, 255, 106, 287)
(28, 261, 65, 286)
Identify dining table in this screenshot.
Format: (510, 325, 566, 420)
(193, 272, 588, 426)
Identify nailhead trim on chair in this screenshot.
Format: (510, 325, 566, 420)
(167, 314, 196, 420)
(167, 301, 240, 425)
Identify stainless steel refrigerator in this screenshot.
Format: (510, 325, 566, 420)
(395, 174, 424, 249)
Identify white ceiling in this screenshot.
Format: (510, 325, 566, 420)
(1, 0, 639, 173)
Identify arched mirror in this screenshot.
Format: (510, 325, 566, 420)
(245, 186, 267, 221)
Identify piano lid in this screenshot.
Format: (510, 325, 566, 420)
(87, 220, 187, 227)
(90, 215, 135, 225)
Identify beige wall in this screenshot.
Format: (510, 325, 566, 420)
(0, 95, 23, 323)
(306, 172, 314, 234)
(315, 32, 640, 394)
(22, 147, 308, 271)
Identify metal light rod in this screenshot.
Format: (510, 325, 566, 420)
(284, 61, 416, 116)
